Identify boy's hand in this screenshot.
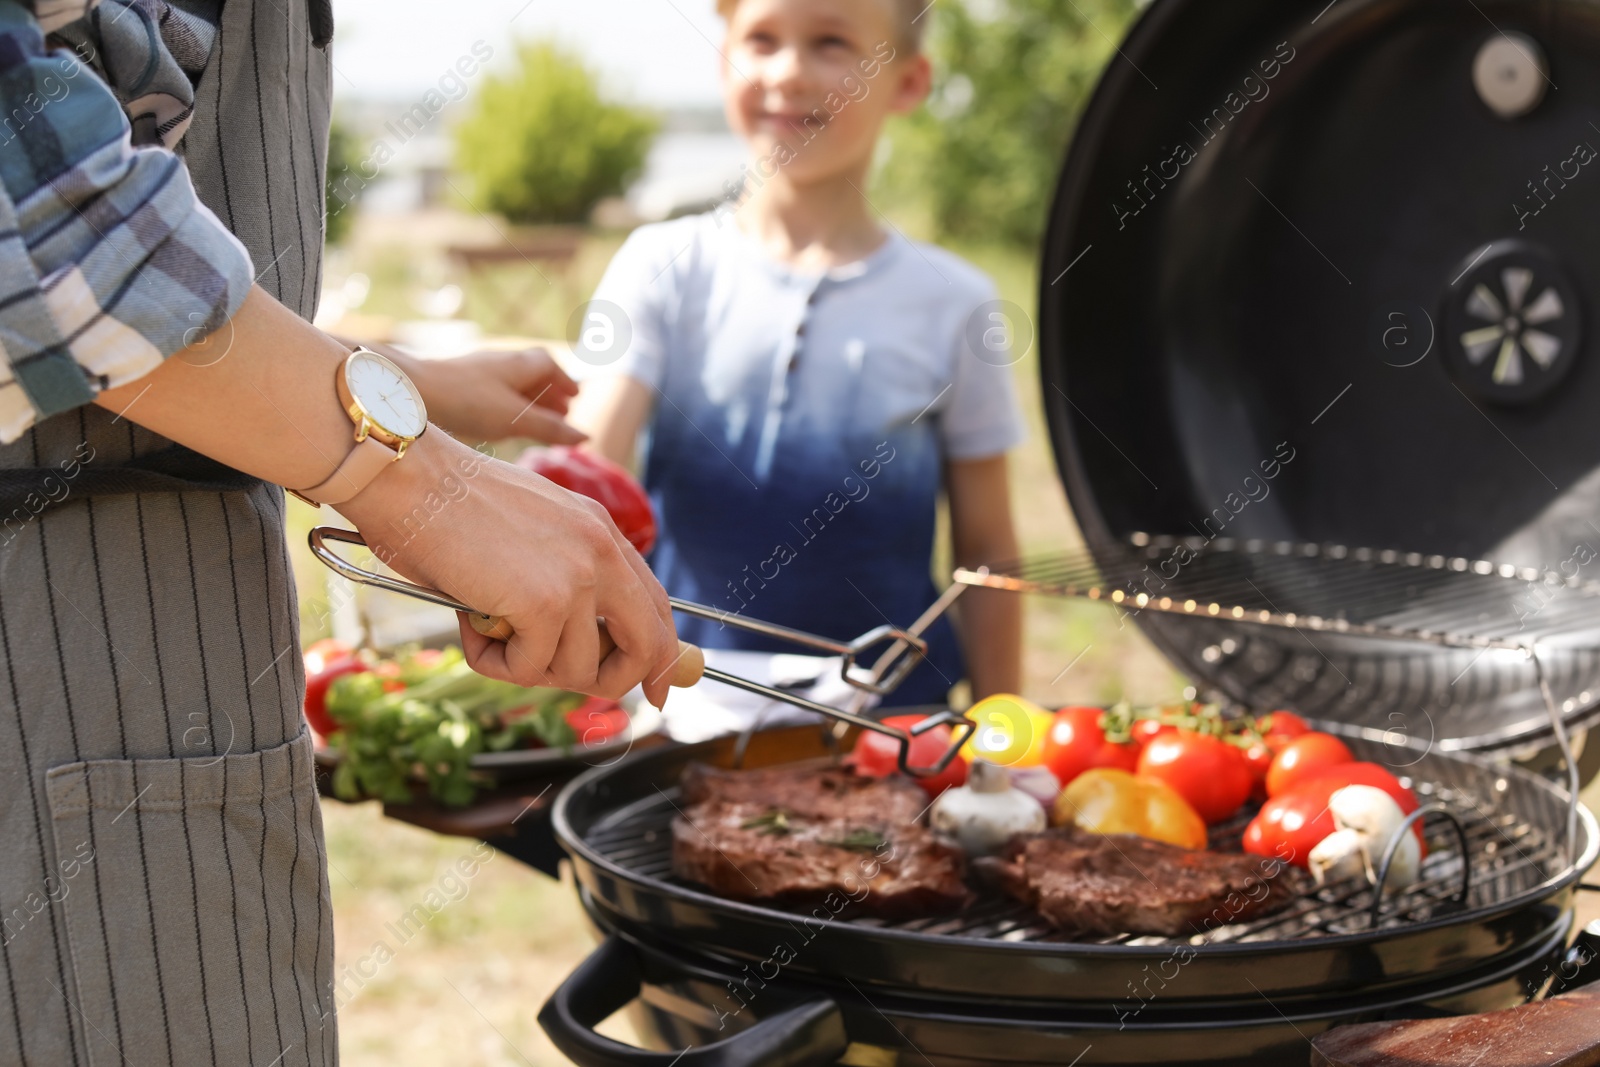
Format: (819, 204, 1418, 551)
(390, 345, 587, 445)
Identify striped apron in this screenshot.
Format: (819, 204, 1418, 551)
(0, 2, 335, 1064)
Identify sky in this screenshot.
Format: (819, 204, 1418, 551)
(330, 0, 730, 107)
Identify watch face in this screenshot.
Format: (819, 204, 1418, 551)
(346, 351, 426, 438)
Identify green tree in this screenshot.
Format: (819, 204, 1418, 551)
(454, 40, 659, 225)
(323, 116, 362, 246)
(884, 0, 1138, 247)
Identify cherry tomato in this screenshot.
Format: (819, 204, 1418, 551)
(410, 648, 447, 670)
(1265, 732, 1355, 797)
(1131, 718, 1177, 750)
(303, 654, 368, 737)
(1135, 730, 1253, 824)
(303, 638, 354, 676)
(518, 446, 657, 554)
(1041, 706, 1139, 787)
(850, 714, 969, 798)
(1260, 710, 1310, 740)
(1294, 762, 1426, 854)
(1244, 738, 1277, 785)
(565, 697, 630, 746)
(373, 661, 407, 693)
(1243, 792, 1339, 868)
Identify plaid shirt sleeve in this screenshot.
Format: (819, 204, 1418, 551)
(0, 1, 255, 444)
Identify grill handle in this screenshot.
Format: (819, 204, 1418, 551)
(1368, 805, 1470, 929)
(538, 934, 848, 1067)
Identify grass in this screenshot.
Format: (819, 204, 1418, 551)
(320, 805, 640, 1065)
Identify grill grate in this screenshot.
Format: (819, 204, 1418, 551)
(582, 768, 1567, 948)
(953, 535, 1600, 653)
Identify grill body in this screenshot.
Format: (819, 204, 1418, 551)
(552, 725, 1594, 1006)
(563, 910, 1570, 1067)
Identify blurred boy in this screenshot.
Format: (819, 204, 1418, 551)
(572, 0, 1023, 705)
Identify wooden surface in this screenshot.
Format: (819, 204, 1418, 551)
(1310, 987, 1600, 1067)
(315, 733, 672, 840)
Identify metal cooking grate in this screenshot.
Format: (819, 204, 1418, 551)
(581, 767, 1566, 948)
(952, 535, 1600, 653)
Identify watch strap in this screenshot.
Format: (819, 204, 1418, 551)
(290, 435, 398, 506)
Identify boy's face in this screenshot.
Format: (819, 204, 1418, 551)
(721, 0, 931, 186)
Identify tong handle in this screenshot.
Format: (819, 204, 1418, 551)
(466, 613, 705, 689)
(309, 527, 704, 689)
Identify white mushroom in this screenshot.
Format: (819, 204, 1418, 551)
(1308, 828, 1368, 886)
(1307, 785, 1421, 892)
(930, 759, 1046, 856)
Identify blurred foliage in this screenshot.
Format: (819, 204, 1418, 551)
(883, 0, 1139, 247)
(454, 40, 659, 225)
(324, 116, 362, 246)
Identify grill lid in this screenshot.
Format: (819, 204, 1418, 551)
(1038, 0, 1600, 749)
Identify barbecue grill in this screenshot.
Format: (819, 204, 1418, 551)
(544, 726, 1593, 1054)
(537, 0, 1600, 1062)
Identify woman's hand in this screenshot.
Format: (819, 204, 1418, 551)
(340, 430, 680, 707)
(98, 289, 679, 707)
(391, 345, 586, 445)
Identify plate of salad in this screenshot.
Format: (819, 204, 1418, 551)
(304, 640, 661, 807)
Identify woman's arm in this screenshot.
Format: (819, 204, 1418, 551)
(346, 338, 587, 446)
(96, 286, 681, 706)
(946, 453, 1023, 699)
(568, 374, 656, 470)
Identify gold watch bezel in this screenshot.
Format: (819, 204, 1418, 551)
(336, 348, 428, 456)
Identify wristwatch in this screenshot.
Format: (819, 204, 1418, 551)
(291, 347, 428, 507)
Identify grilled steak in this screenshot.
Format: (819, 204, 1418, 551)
(978, 827, 1304, 937)
(671, 764, 972, 918)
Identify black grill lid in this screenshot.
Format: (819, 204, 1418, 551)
(1038, 0, 1600, 750)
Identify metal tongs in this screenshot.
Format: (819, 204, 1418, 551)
(309, 528, 973, 776)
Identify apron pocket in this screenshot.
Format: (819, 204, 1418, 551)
(44, 729, 335, 1067)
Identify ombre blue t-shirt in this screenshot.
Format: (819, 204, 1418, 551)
(583, 213, 1025, 705)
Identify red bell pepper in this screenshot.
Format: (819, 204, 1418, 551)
(518, 446, 657, 554)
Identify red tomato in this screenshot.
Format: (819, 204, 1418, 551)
(518, 446, 657, 554)
(1260, 711, 1310, 740)
(1243, 792, 1339, 868)
(1266, 733, 1355, 797)
(1131, 718, 1176, 750)
(1041, 707, 1139, 787)
(1244, 739, 1276, 785)
(1135, 731, 1253, 824)
(565, 697, 630, 746)
(373, 661, 406, 693)
(303, 654, 368, 737)
(850, 714, 969, 798)
(1244, 733, 1298, 797)
(1295, 762, 1426, 853)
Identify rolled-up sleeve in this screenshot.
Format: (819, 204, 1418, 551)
(0, 1, 253, 443)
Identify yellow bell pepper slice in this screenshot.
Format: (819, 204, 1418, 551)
(960, 694, 1052, 768)
(1053, 768, 1208, 850)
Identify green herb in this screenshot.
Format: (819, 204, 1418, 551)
(741, 810, 794, 836)
(326, 645, 585, 807)
(822, 828, 888, 852)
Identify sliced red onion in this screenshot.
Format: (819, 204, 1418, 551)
(1010, 765, 1063, 809)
